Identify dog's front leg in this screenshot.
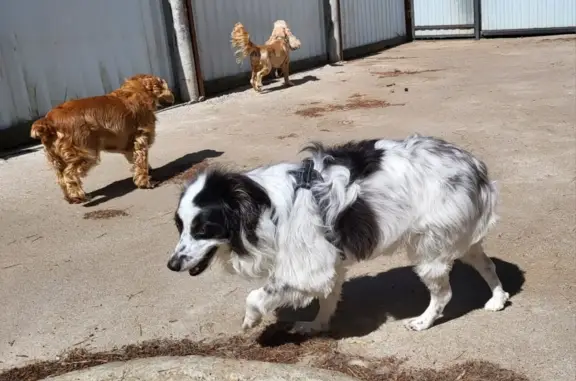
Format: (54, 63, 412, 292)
(132, 129, 156, 189)
(281, 60, 294, 87)
(242, 287, 285, 331)
(242, 283, 314, 331)
(293, 266, 346, 334)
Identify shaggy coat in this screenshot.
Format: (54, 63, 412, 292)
(231, 20, 301, 92)
(167, 135, 510, 333)
(31, 74, 174, 204)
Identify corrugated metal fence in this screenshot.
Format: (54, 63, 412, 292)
(341, 0, 406, 58)
(481, 0, 576, 35)
(0, 0, 174, 129)
(412, 0, 476, 38)
(190, 0, 328, 93)
(411, 0, 575, 39)
(1, 0, 574, 147)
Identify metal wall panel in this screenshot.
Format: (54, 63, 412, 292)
(413, 0, 475, 37)
(191, 0, 327, 81)
(0, 0, 174, 129)
(341, 0, 406, 50)
(481, 0, 576, 32)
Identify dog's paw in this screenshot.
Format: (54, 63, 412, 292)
(66, 195, 89, 204)
(241, 314, 262, 332)
(292, 321, 329, 335)
(284, 81, 295, 87)
(484, 292, 509, 311)
(135, 179, 158, 189)
(405, 317, 433, 332)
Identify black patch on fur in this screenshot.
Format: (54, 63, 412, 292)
(428, 137, 491, 203)
(304, 140, 384, 182)
(334, 196, 380, 261)
(192, 171, 271, 255)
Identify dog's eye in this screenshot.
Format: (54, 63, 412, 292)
(192, 222, 225, 239)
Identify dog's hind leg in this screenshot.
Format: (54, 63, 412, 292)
(461, 242, 509, 311)
(132, 128, 156, 189)
(406, 259, 453, 331)
(44, 147, 68, 198)
(62, 158, 95, 204)
(254, 56, 271, 92)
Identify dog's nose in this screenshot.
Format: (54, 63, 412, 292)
(167, 257, 182, 272)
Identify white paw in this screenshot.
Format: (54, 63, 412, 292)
(405, 317, 433, 331)
(484, 292, 510, 311)
(293, 321, 329, 334)
(241, 313, 262, 332)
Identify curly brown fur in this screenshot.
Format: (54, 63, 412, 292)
(30, 74, 174, 204)
(231, 21, 301, 92)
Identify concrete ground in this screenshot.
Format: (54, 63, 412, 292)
(44, 356, 358, 381)
(1, 35, 574, 381)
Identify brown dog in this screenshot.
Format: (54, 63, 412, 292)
(231, 20, 301, 92)
(30, 74, 174, 204)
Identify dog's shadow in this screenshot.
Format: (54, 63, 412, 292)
(84, 149, 223, 207)
(263, 75, 320, 94)
(259, 257, 525, 346)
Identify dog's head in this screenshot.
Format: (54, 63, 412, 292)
(123, 74, 175, 106)
(270, 20, 301, 51)
(167, 169, 271, 276)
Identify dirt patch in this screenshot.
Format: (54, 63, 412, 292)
(83, 209, 128, 220)
(538, 36, 576, 43)
(370, 69, 443, 78)
(295, 94, 404, 118)
(0, 331, 530, 381)
(276, 133, 298, 140)
(160, 160, 210, 185)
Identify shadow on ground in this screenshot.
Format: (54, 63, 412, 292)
(83, 149, 223, 207)
(0, 145, 42, 160)
(262, 75, 320, 94)
(263, 257, 525, 345)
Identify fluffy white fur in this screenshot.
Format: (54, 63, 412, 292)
(168, 135, 509, 333)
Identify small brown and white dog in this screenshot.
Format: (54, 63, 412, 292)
(30, 74, 174, 204)
(231, 20, 301, 92)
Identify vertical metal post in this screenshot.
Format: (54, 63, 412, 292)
(186, 0, 205, 99)
(324, 0, 343, 62)
(167, 0, 200, 102)
(409, 0, 416, 40)
(474, 0, 482, 39)
(405, 0, 414, 41)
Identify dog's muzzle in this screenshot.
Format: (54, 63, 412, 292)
(166, 246, 218, 276)
(167, 256, 184, 272)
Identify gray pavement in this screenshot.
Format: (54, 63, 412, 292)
(1, 35, 575, 380)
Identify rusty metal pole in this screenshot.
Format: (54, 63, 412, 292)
(167, 0, 199, 102)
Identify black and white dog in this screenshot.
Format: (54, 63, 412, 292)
(167, 135, 509, 333)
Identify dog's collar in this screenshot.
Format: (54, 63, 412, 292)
(290, 159, 323, 191)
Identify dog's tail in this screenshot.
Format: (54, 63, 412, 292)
(30, 117, 57, 142)
(231, 22, 259, 63)
(472, 170, 499, 245)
